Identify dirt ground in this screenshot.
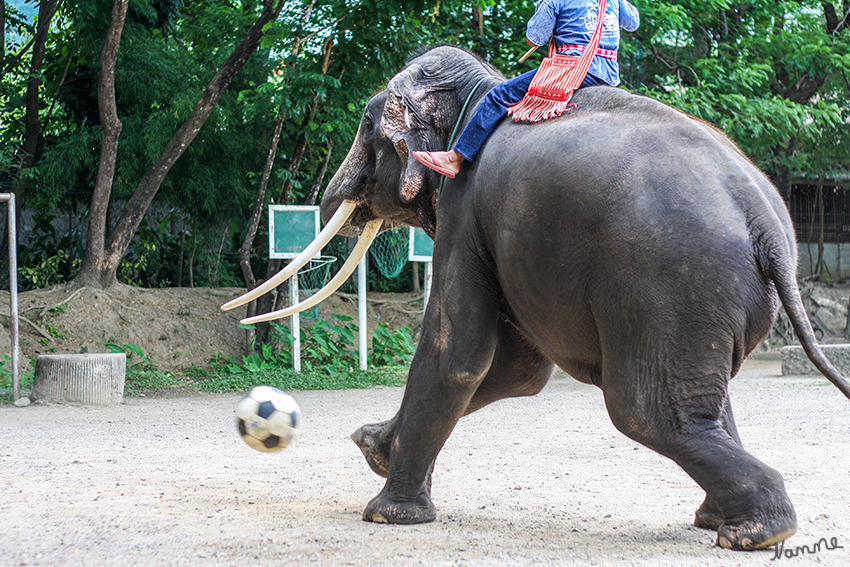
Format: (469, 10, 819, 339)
(1, 357, 848, 567)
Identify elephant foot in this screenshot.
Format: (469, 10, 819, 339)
(694, 497, 724, 530)
(695, 498, 796, 551)
(363, 488, 437, 525)
(716, 522, 796, 551)
(351, 418, 395, 478)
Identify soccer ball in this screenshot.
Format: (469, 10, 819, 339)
(236, 386, 301, 453)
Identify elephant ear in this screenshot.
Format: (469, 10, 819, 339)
(382, 67, 444, 205)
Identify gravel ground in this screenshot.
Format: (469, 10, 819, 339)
(1, 358, 848, 567)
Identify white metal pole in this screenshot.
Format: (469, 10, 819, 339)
(424, 261, 433, 312)
(1, 195, 18, 400)
(290, 275, 301, 372)
(358, 255, 368, 370)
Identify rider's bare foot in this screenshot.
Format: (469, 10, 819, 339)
(412, 150, 465, 178)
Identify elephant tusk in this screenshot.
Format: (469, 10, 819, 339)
(239, 218, 383, 325)
(220, 200, 358, 312)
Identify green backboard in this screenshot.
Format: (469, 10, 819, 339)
(269, 205, 321, 259)
(408, 227, 433, 262)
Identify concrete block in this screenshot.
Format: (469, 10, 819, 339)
(781, 344, 850, 376)
(32, 353, 126, 405)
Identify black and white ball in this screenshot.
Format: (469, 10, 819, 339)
(236, 386, 301, 452)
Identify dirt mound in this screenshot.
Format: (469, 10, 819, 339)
(3, 279, 848, 374)
(0, 284, 426, 372)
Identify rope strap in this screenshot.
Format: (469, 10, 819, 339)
(438, 77, 489, 197)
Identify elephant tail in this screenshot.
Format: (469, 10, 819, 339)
(770, 254, 850, 400)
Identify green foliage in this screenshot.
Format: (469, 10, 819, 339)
(303, 314, 357, 371)
(11, 208, 85, 291)
(43, 321, 68, 340)
(0, 355, 34, 403)
(4, 0, 849, 292)
(225, 314, 361, 373)
(104, 342, 153, 368)
(630, 0, 850, 185)
(224, 315, 416, 374)
(372, 323, 415, 367)
(116, 211, 182, 288)
(18, 250, 81, 291)
(102, 341, 185, 395)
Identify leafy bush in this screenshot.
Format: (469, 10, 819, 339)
(0, 355, 34, 403)
(104, 342, 153, 368)
(223, 316, 416, 374)
(372, 323, 415, 366)
(18, 250, 81, 291)
(303, 314, 358, 371)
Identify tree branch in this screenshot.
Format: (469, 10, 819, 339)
(99, 0, 287, 282)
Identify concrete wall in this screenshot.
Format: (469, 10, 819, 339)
(797, 242, 850, 281)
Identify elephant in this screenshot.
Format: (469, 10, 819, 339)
(223, 45, 850, 551)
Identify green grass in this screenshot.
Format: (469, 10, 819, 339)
(196, 365, 408, 393)
(124, 367, 186, 396)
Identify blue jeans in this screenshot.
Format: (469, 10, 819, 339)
(453, 69, 601, 162)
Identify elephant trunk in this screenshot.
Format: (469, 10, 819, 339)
(321, 127, 369, 227)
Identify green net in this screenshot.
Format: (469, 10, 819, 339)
(294, 256, 337, 320)
(297, 255, 337, 290)
(370, 226, 409, 279)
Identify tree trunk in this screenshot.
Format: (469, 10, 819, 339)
(239, 108, 285, 306)
(253, 258, 282, 345)
(280, 37, 334, 205)
(305, 137, 333, 206)
(76, 0, 128, 289)
(15, 0, 62, 223)
(74, 0, 286, 288)
(279, 97, 321, 204)
(1, 0, 6, 76)
(472, 5, 484, 35)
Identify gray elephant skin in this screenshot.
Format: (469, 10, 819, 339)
(320, 46, 850, 551)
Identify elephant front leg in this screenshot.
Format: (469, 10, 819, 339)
(351, 415, 396, 478)
(352, 318, 553, 479)
(361, 288, 500, 524)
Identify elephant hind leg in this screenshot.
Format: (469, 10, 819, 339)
(694, 395, 742, 531)
(603, 364, 796, 551)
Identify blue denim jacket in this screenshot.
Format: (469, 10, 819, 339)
(526, 0, 640, 86)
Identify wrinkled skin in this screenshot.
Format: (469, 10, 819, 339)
(320, 46, 834, 551)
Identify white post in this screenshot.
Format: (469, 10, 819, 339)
(424, 261, 433, 312)
(1, 195, 18, 400)
(358, 255, 368, 370)
(289, 275, 301, 372)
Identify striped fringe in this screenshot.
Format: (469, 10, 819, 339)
(507, 58, 580, 123)
(507, 91, 575, 123)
